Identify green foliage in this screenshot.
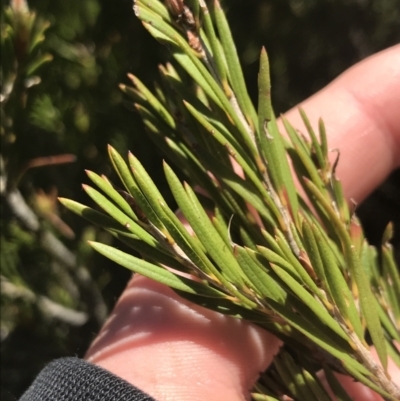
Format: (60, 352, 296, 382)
(1, 0, 400, 399)
(29, 95, 63, 133)
(0, 1, 151, 398)
(63, 0, 400, 399)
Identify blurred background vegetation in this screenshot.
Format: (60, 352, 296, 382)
(1, 0, 399, 399)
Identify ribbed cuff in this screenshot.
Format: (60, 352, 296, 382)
(19, 357, 156, 401)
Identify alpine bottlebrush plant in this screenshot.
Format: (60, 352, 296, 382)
(59, 1, 400, 400)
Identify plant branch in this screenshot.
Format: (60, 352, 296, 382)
(1, 276, 88, 326)
(2, 180, 108, 327)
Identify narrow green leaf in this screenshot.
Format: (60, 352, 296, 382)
(331, 173, 350, 225)
(341, 358, 393, 400)
(301, 368, 333, 401)
(376, 296, 400, 342)
(199, 0, 228, 86)
(305, 176, 389, 370)
(153, 81, 167, 107)
(257, 47, 273, 122)
(134, 103, 176, 148)
(283, 116, 326, 195)
(382, 221, 394, 244)
(29, 20, 51, 52)
(160, 72, 218, 133)
(164, 162, 257, 309)
(323, 367, 354, 401)
(175, 290, 266, 322)
(82, 185, 137, 230)
(387, 339, 400, 368)
(256, 245, 302, 284)
(157, 196, 228, 281)
(274, 354, 307, 400)
(280, 353, 321, 401)
(299, 108, 325, 170)
(197, 153, 278, 227)
(85, 170, 138, 221)
(163, 164, 235, 278)
(260, 229, 287, 258)
(216, 189, 268, 245)
(128, 152, 171, 219)
(90, 241, 227, 298)
(257, 51, 299, 221)
(251, 394, 278, 401)
(183, 101, 253, 168)
(111, 232, 189, 273)
(183, 182, 247, 286)
(211, 215, 230, 248)
(160, 135, 261, 240)
(382, 245, 400, 322)
(318, 118, 328, 163)
(308, 212, 346, 269)
(234, 246, 286, 303)
(269, 300, 365, 376)
(169, 47, 225, 109)
(107, 145, 165, 231)
(212, 0, 258, 130)
(59, 197, 158, 248)
(184, 100, 268, 198)
(59, 198, 132, 233)
(312, 221, 364, 339)
(349, 245, 388, 370)
(135, 0, 171, 22)
(128, 73, 175, 129)
(119, 84, 147, 105)
(25, 53, 53, 76)
(273, 230, 320, 293)
(302, 220, 329, 289)
(269, 262, 348, 341)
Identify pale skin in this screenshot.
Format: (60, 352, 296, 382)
(86, 45, 400, 401)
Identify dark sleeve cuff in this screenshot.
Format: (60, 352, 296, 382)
(19, 357, 156, 401)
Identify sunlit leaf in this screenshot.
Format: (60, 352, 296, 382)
(89, 241, 227, 298)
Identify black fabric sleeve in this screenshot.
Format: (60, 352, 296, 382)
(19, 357, 157, 401)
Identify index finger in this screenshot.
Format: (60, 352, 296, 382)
(283, 44, 400, 203)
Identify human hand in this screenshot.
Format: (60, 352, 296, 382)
(85, 44, 400, 401)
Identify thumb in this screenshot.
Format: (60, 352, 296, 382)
(85, 275, 279, 401)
